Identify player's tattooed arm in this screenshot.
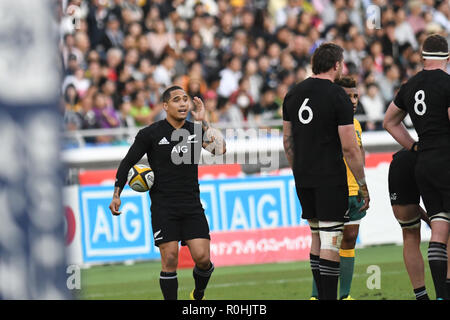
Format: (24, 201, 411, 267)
(202, 120, 226, 155)
(283, 121, 294, 169)
(113, 186, 122, 199)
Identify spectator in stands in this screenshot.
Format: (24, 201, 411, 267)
(221, 76, 255, 125)
(92, 91, 120, 131)
(376, 63, 401, 104)
(203, 90, 220, 124)
(101, 14, 124, 52)
(360, 82, 385, 131)
(130, 89, 153, 126)
(153, 54, 176, 88)
(217, 55, 242, 107)
(59, 0, 450, 147)
(147, 19, 173, 59)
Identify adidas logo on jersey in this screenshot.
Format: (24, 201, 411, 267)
(158, 137, 169, 145)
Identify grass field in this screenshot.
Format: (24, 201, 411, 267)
(79, 243, 437, 300)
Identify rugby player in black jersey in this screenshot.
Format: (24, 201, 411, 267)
(109, 86, 225, 300)
(283, 43, 369, 300)
(384, 34, 450, 300)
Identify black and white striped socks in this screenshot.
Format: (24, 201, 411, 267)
(319, 258, 340, 300)
(413, 286, 429, 300)
(428, 242, 448, 300)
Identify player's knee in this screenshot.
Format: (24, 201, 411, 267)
(397, 215, 421, 230)
(343, 228, 358, 244)
(192, 252, 210, 269)
(341, 235, 356, 250)
(318, 221, 344, 252)
(161, 252, 178, 270)
(191, 248, 211, 269)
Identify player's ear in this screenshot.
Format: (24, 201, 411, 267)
(162, 101, 168, 111)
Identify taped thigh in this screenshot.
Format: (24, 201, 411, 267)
(318, 221, 344, 252)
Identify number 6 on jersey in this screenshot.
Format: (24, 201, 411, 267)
(298, 98, 313, 124)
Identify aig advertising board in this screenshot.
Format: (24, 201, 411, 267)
(65, 176, 311, 266)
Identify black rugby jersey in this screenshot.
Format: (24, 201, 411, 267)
(283, 77, 354, 187)
(394, 69, 450, 151)
(115, 119, 204, 208)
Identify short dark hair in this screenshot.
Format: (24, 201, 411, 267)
(335, 76, 356, 88)
(311, 43, 344, 75)
(422, 34, 448, 54)
(162, 85, 184, 103)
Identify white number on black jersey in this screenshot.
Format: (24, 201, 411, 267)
(414, 90, 427, 116)
(298, 98, 313, 124)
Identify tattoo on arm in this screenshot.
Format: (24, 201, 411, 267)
(284, 134, 295, 168)
(113, 186, 122, 199)
(202, 120, 210, 133)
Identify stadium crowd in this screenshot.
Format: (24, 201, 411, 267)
(60, 0, 450, 145)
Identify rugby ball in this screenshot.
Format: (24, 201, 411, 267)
(127, 164, 154, 192)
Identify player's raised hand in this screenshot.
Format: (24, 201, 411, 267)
(358, 184, 370, 212)
(191, 96, 205, 121)
(109, 197, 122, 216)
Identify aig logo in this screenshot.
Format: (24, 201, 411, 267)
(172, 145, 189, 154)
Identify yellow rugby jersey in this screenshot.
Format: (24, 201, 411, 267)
(344, 118, 363, 196)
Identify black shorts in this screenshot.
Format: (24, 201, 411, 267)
(296, 185, 349, 222)
(415, 150, 450, 217)
(388, 150, 420, 206)
(151, 205, 210, 247)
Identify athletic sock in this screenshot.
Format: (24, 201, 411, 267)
(159, 271, 178, 300)
(428, 242, 448, 300)
(413, 286, 430, 300)
(192, 262, 215, 300)
(339, 249, 355, 299)
(310, 254, 320, 298)
(446, 279, 450, 298)
(319, 258, 340, 300)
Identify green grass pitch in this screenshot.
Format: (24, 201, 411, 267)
(79, 243, 437, 300)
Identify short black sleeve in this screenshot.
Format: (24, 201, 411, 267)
(282, 92, 292, 121)
(334, 86, 354, 126)
(393, 83, 407, 111)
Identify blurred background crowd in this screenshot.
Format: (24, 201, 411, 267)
(59, 0, 450, 146)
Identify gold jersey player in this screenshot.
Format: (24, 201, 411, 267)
(283, 43, 369, 300)
(109, 86, 226, 300)
(310, 76, 366, 300)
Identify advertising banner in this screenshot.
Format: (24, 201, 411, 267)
(78, 186, 159, 263)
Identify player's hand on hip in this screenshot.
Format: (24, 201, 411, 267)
(109, 198, 122, 216)
(191, 96, 205, 121)
(358, 184, 370, 212)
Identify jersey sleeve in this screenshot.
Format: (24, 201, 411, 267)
(114, 128, 151, 189)
(334, 87, 354, 125)
(282, 91, 292, 121)
(393, 83, 407, 111)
